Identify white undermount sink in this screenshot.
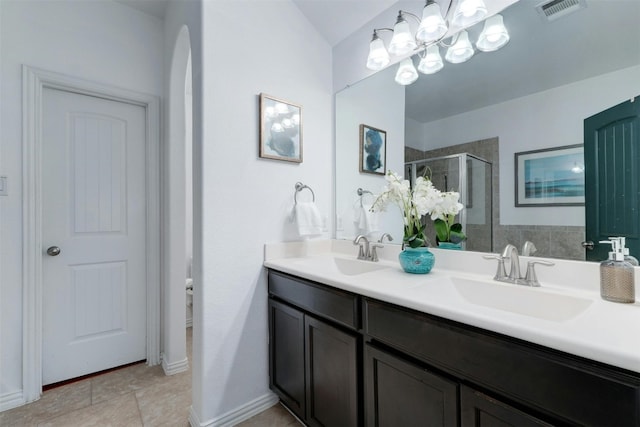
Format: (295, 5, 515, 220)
(451, 276, 593, 322)
(292, 256, 390, 276)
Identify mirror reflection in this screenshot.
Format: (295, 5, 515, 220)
(335, 0, 640, 261)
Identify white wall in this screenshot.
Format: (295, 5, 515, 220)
(197, 1, 333, 424)
(0, 0, 164, 409)
(405, 116, 425, 150)
(420, 65, 640, 226)
(162, 0, 203, 422)
(336, 70, 405, 243)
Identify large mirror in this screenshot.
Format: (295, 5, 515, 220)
(336, 0, 640, 261)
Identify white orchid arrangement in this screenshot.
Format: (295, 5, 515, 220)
(371, 171, 466, 248)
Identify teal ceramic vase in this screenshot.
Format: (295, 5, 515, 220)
(438, 242, 462, 250)
(398, 247, 435, 274)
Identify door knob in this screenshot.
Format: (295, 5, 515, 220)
(581, 241, 595, 250)
(46, 246, 61, 256)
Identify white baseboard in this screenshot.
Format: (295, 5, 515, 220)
(161, 354, 189, 376)
(191, 393, 279, 427)
(0, 390, 26, 412)
(188, 406, 202, 427)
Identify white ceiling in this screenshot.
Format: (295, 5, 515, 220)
(111, 0, 639, 126)
(292, 0, 398, 46)
(403, 0, 640, 123)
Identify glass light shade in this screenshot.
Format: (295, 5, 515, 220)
(395, 58, 419, 85)
(476, 14, 509, 52)
(388, 18, 417, 56)
(418, 45, 444, 74)
(416, 1, 448, 43)
(445, 30, 474, 64)
(452, 0, 488, 27)
(366, 35, 390, 70)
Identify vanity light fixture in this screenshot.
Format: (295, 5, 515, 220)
(417, 45, 444, 74)
(367, 31, 391, 70)
(452, 0, 488, 27)
(366, 0, 509, 86)
(571, 162, 585, 173)
(395, 58, 420, 85)
(444, 30, 474, 63)
(389, 12, 417, 55)
(476, 14, 510, 52)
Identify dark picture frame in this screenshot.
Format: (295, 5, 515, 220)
(359, 124, 386, 175)
(259, 93, 302, 163)
(515, 144, 585, 207)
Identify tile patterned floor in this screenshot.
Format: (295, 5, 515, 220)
(235, 404, 299, 427)
(0, 328, 298, 426)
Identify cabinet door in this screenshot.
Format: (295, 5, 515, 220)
(364, 344, 458, 427)
(461, 386, 553, 427)
(305, 316, 359, 427)
(269, 299, 306, 420)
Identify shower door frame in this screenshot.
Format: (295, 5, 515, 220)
(406, 153, 492, 251)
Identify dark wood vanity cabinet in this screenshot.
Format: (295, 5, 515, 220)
(364, 343, 458, 426)
(364, 297, 640, 427)
(268, 271, 360, 426)
(460, 386, 553, 427)
(268, 269, 640, 427)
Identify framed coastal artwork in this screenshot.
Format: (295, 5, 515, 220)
(515, 144, 585, 206)
(359, 124, 386, 175)
(259, 93, 302, 163)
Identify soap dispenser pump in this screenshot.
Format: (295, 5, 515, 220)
(620, 237, 639, 266)
(599, 237, 635, 303)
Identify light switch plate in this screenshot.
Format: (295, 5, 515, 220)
(0, 176, 7, 196)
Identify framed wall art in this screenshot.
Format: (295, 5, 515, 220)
(259, 93, 302, 163)
(515, 144, 585, 206)
(359, 124, 386, 175)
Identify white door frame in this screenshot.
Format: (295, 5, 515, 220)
(21, 65, 161, 401)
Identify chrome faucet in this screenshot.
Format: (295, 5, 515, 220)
(484, 244, 554, 287)
(378, 233, 393, 244)
(502, 244, 522, 282)
(354, 235, 384, 262)
(353, 235, 370, 260)
(522, 240, 537, 256)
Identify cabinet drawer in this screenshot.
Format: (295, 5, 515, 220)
(268, 270, 360, 330)
(460, 386, 552, 427)
(364, 298, 640, 426)
(365, 343, 458, 427)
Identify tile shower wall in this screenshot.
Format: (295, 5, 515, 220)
(407, 137, 499, 253)
(496, 225, 586, 261)
(406, 138, 586, 261)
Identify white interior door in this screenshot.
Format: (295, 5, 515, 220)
(42, 87, 147, 385)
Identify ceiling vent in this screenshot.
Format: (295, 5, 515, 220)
(536, 0, 587, 21)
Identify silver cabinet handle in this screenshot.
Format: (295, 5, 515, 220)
(46, 246, 61, 256)
(581, 241, 595, 250)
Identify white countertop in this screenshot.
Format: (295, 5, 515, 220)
(264, 239, 640, 374)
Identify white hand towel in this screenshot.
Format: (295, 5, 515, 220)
(356, 204, 379, 235)
(362, 204, 380, 234)
(295, 202, 323, 237)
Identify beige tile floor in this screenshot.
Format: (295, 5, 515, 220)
(1, 328, 297, 426)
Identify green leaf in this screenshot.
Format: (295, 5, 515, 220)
(404, 234, 424, 248)
(433, 218, 449, 242)
(449, 223, 467, 243)
(408, 237, 425, 248)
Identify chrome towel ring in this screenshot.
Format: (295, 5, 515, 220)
(357, 188, 373, 207)
(294, 182, 315, 204)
